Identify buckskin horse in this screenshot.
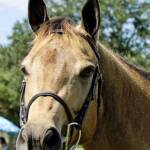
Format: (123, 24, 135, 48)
(16, 0, 150, 149)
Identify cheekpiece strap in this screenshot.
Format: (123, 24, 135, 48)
(19, 79, 26, 126)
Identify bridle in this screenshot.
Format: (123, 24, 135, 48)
(19, 33, 103, 149)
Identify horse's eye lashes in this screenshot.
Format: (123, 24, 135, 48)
(79, 66, 95, 78)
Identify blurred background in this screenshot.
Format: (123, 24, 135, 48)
(0, 0, 149, 149)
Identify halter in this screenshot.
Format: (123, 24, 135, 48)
(19, 34, 103, 149)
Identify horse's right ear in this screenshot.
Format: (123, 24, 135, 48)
(81, 0, 100, 40)
(28, 0, 49, 32)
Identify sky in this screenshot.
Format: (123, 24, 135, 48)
(0, 0, 28, 45)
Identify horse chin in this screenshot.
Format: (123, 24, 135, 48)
(16, 129, 28, 150)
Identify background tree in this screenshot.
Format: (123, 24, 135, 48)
(0, 20, 32, 123)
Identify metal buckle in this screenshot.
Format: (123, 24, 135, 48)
(65, 122, 82, 150)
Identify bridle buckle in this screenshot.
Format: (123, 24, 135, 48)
(65, 122, 82, 150)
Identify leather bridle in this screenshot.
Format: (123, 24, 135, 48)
(19, 33, 103, 147)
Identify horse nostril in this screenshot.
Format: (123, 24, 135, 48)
(43, 128, 61, 150)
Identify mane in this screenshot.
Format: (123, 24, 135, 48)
(119, 56, 150, 80)
(99, 43, 150, 82)
(35, 16, 78, 39)
(32, 16, 91, 50)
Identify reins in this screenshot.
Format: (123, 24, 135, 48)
(19, 34, 103, 149)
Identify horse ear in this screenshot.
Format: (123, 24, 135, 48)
(28, 0, 49, 32)
(81, 0, 100, 40)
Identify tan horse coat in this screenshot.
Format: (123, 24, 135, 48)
(16, 0, 150, 149)
(82, 43, 150, 150)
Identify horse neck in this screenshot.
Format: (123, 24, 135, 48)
(89, 43, 150, 150)
(99, 43, 150, 114)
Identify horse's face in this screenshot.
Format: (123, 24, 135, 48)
(16, 0, 100, 149)
(19, 29, 96, 147)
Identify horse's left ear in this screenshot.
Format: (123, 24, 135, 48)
(28, 0, 49, 32)
(81, 0, 100, 40)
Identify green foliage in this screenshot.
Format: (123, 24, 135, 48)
(0, 19, 33, 124)
(125, 52, 150, 70)
(0, 0, 149, 123)
(45, 0, 82, 21)
(100, 0, 150, 54)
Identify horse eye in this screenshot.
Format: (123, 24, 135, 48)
(79, 66, 95, 78)
(21, 66, 29, 75)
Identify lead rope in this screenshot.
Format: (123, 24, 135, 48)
(65, 123, 82, 150)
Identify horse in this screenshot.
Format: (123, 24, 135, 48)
(16, 0, 150, 149)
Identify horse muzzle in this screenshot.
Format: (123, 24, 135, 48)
(16, 126, 61, 150)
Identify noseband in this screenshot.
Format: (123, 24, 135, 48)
(19, 34, 103, 148)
